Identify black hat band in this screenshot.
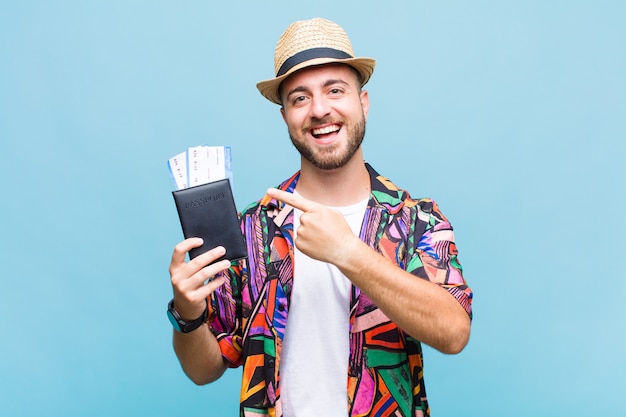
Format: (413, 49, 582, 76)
(276, 47, 353, 77)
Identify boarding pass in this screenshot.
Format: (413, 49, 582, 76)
(167, 145, 233, 190)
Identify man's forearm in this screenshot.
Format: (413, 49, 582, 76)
(173, 324, 228, 385)
(338, 238, 471, 354)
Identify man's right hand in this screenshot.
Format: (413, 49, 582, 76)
(169, 238, 231, 323)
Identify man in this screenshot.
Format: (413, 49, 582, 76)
(168, 17, 473, 416)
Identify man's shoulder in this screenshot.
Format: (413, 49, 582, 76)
(367, 165, 445, 221)
(367, 166, 427, 210)
(239, 198, 270, 220)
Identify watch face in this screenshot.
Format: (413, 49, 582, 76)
(167, 309, 182, 332)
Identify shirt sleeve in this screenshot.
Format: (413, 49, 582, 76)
(208, 262, 245, 367)
(406, 200, 473, 319)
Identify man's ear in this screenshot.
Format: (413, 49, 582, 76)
(360, 90, 370, 120)
(280, 106, 287, 123)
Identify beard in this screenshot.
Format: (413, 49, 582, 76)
(289, 115, 366, 171)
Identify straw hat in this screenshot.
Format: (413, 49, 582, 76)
(256, 18, 376, 105)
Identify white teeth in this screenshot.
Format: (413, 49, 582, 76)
(312, 125, 340, 136)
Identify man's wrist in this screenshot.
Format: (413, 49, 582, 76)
(336, 235, 369, 273)
(167, 298, 209, 333)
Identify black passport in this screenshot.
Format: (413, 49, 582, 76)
(172, 179, 247, 262)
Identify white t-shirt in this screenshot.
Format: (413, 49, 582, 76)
(281, 195, 368, 417)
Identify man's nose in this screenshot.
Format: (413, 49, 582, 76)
(309, 95, 331, 119)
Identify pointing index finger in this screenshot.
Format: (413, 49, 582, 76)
(266, 188, 317, 212)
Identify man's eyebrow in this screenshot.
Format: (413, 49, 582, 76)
(323, 78, 350, 88)
(285, 85, 309, 99)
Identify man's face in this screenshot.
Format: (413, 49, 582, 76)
(280, 64, 369, 171)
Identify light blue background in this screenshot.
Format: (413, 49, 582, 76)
(1, 1, 625, 416)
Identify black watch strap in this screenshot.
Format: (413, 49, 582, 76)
(167, 298, 208, 333)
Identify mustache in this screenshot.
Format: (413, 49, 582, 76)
(302, 117, 342, 132)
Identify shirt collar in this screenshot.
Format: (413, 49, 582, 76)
(260, 162, 408, 214)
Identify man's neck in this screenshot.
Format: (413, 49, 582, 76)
(295, 153, 370, 207)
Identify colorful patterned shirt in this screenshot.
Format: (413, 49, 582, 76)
(208, 163, 473, 417)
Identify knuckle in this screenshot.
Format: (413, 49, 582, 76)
(188, 255, 209, 271)
(196, 266, 212, 281)
(169, 262, 183, 280)
(173, 241, 188, 255)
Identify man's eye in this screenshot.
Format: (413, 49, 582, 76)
(292, 96, 306, 105)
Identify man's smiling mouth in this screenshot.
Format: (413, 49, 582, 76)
(311, 124, 340, 138)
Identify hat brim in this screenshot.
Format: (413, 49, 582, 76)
(256, 57, 376, 105)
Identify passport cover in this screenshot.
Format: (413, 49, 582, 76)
(172, 179, 247, 262)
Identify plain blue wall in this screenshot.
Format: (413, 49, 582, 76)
(1, 1, 625, 415)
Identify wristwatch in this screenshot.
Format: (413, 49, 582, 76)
(167, 298, 208, 333)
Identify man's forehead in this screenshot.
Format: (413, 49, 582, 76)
(279, 64, 360, 97)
